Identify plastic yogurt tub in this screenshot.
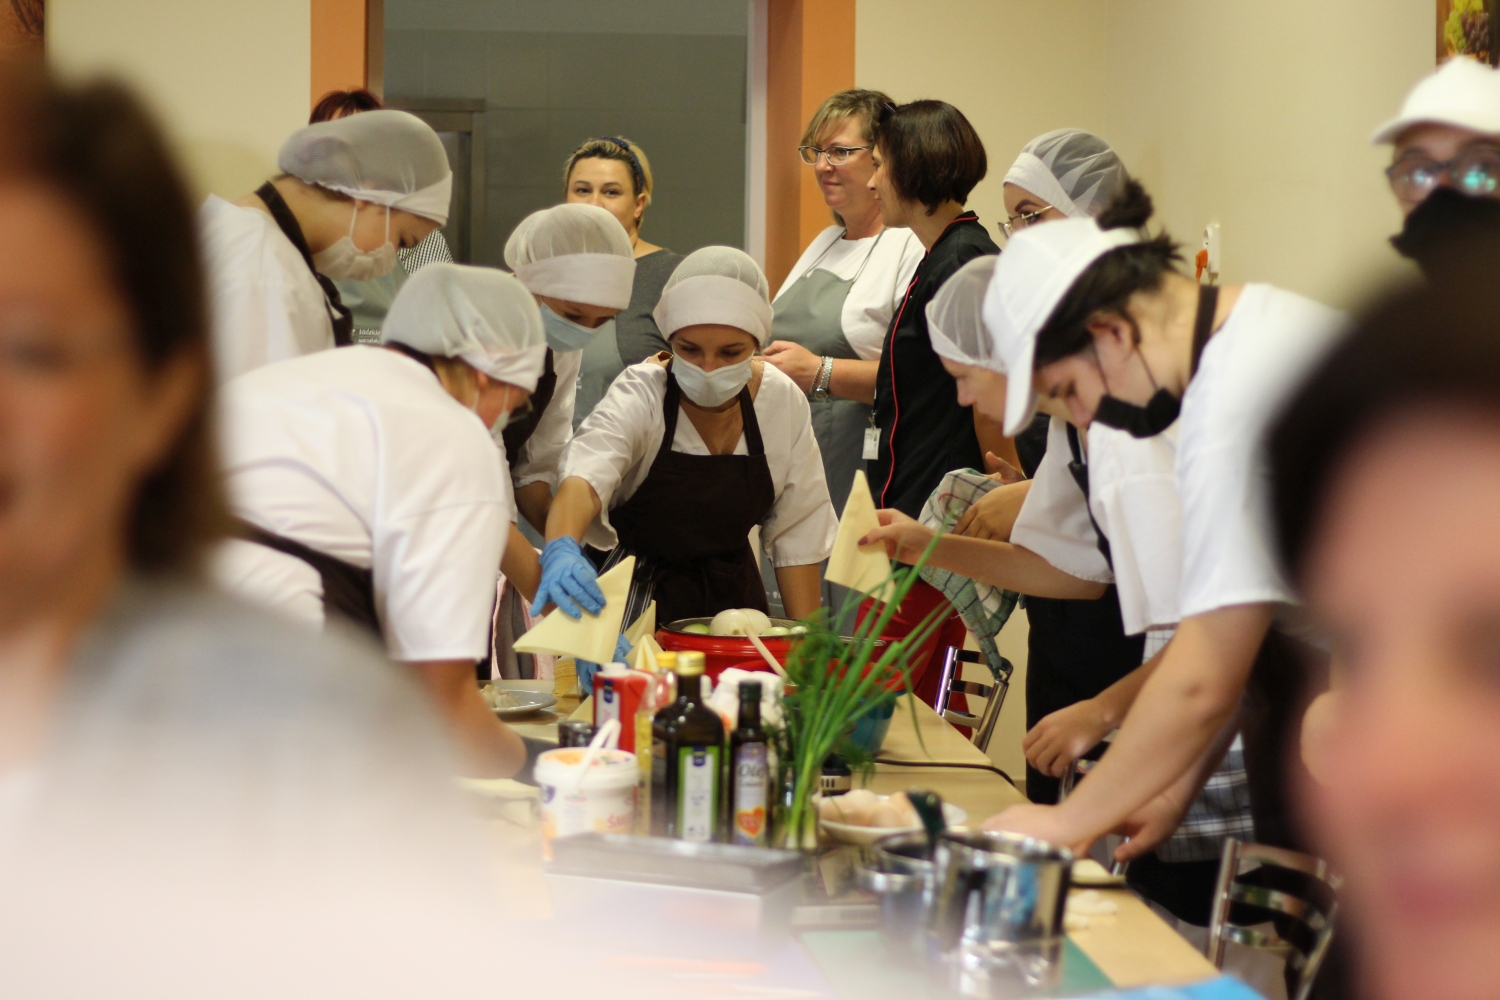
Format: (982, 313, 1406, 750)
(535, 746, 638, 859)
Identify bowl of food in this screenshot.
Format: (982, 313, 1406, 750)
(816, 789, 968, 847)
(479, 683, 558, 719)
(657, 609, 885, 681)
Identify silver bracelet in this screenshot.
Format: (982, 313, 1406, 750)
(811, 356, 834, 401)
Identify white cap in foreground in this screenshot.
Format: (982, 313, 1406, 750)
(279, 110, 453, 225)
(1372, 57, 1500, 144)
(653, 246, 774, 345)
(503, 203, 636, 310)
(1003, 128, 1129, 220)
(982, 218, 1145, 435)
(926, 255, 1002, 371)
(382, 263, 547, 392)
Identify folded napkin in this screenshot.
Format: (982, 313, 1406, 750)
(515, 556, 635, 664)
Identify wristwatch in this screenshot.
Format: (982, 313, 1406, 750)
(811, 356, 834, 402)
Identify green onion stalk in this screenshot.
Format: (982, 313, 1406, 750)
(773, 530, 947, 848)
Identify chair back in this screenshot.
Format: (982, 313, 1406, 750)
(1206, 838, 1341, 1000)
(933, 647, 1011, 753)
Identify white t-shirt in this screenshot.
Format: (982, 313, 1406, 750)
(216, 346, 511, 662)
(560, 361, 838, 568)
(1010, 417, 1113, 585)
(1177, 284, 1346, 619)
(508, 347, 580, 491)
(1087, 422, 1184, 635)
(199, 195, 335, 384)
(773, 226, 925, 360)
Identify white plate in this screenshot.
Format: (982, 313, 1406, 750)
(486, 689, 558, 719)
(819, 797, 969, 847)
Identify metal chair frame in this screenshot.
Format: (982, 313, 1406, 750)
(933, 647, 1011, 753)
(1207, 838, 1342, 1000)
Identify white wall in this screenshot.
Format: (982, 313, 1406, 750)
(47, 0, 311, 200)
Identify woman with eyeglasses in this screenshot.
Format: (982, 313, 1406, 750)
(563, 136, 684, 428)
(215, 263, 543, 778)
(761, 90, 924, 522)
(1377, 57, 1500, 275)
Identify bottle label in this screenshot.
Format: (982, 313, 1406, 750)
(597, 682, 620, 729)
(677, 745, 719, 843)
(732, 743, 769, 847)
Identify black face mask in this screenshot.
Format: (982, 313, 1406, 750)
(1391, 186, 1500, 276)
(1093, 389, 1181, 438)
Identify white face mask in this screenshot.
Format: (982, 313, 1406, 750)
(312, 204, 398, 281)
(673, 355, 752, 407)
(476, 384, 529, 436)
(541, 303, 607, 353)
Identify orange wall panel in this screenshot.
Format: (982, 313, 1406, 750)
(764, 0, 855, 292)
(310, 0, 367, 109)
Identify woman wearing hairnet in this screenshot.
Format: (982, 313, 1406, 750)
(213, 263, 544, 778)
(199, 110, 452, 382)
(905, 248, 1257, 929)
(502, 203, 636, 535)
(540, 247, 837, 631)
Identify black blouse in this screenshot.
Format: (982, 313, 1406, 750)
(869, 213, 999, 517)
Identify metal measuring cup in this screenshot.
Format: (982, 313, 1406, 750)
(925, 829, 1074, 997)
(854, 832, 936, 951)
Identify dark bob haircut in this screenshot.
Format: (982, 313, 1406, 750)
(1269, 242, 1500, 585)
(874, 99, 987, 215)
(1032, 179, 1183, 367)
(2, 65, 228, 573)
(309, 87, 382, 124)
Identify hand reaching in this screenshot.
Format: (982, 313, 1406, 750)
(859, 508, 937, 564)
(531, 537, 605, 619)
(1022, 699, 1112, 778)
(983, 450, 1025, 485)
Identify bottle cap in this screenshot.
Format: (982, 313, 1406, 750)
(675, 650, 706, 676)
(738, 680, 763, 699)
(656, 650, 678, 671)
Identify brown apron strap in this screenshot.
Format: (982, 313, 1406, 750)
(255, 182, 354, 347)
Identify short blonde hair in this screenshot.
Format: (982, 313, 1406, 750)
(800, 88, 894, 149)
(431, 355, 480, 408)
(563, 136, 654, 207)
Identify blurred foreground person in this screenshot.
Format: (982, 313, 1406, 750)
(0, 69, 517, 998)
(1269, 255, 1500, 1000)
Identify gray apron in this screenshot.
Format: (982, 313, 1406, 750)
(763, 230, 883, 621)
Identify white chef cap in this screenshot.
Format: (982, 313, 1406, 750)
(503, 203, 636, 310)
(926, 255, 1001, 372)
(653, 246, 774, 346)
(382, 263, 547, 392)
(1003, 129, 1128, 220)
(983, 218, 1146, 435)
(279, 110, 453, 225)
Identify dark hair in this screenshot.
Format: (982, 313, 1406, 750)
(1032, 179, 1184, 367)
(5, 66, 227, 573)
(309, 88, 382, 124)
(873, 99, 987, 215)
(1270, 248, 1500, 585)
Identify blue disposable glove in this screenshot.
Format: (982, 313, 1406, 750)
(531, 537, 605, 619)
(576, 636, 634, 698)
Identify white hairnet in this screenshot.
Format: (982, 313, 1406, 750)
(279, 110, 453, 225)
(382, 263, 547, 392)
(926, 255, 1001, 371)
(503, 204, 636, 310)
(653, 246, 774, 346)
(1003, 129, 1128, 220)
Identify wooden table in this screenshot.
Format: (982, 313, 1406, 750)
(487, 688, 1217, 991)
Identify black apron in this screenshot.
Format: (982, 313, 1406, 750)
(236, 521, 380, 638)
(605, 366, 777, 628)
(501, 349, 557, 470)
(254, 182, 354, 347)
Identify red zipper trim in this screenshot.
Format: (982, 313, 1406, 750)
(877, 212, 980, 508)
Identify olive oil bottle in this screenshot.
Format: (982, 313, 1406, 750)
(728, 681, 770, 847)
(650, 651, 724, 842)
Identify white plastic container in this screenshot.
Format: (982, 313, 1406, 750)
(535, 746, 638, 859)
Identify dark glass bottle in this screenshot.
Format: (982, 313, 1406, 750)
(729, 681, 770, 847)
(650, 651, 725, 842)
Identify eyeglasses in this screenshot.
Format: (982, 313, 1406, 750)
(1000, 205, 1057, 238)
(1387, 146, 1500, 201)
(798, 144, 873, 166)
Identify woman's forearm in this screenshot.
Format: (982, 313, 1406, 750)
(545, 477, 602, 543)
(930, 534, 1107, 600)
(501, 526, 541, 603)
(1052, 605, 1273, 845)
(774, 563, 823, 620)
(514, 481, 553, 535)
(1092, 642, 1167, 730)
(830, 358, 878, 406)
